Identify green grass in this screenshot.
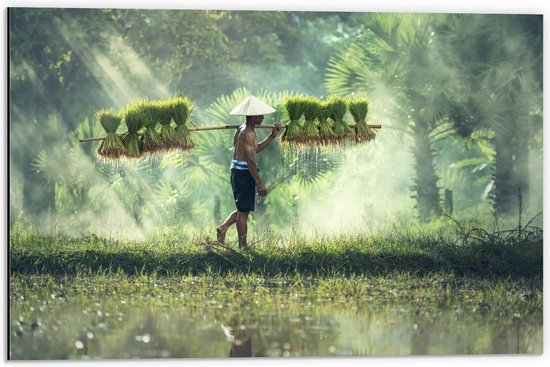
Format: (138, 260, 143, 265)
(9, 221, 542, 278)
(10, 270, 543, 358)
(10, 271, 542, 310)
(9, 216, 543, 359)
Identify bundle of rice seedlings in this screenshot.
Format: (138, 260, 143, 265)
(157, 100, 179, 152)
(317, 101, 335, 145)
(302, 97, 322, 144)
(170, 96, 195, 151)
(281, 96, 307, 145)
(348, 97, 376, 142)
(139, 100, 163, 156)
(96, 109, 127, 159)
(326, 96, 353, 143)
(121, 101, 147, 158)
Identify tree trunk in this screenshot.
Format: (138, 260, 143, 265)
(411, 119, 442, 221)
(493, 108, 530, 216)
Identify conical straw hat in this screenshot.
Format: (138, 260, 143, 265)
(229, 95, 276, 116)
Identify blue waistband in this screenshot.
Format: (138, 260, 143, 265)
(230, 160, 248, 170)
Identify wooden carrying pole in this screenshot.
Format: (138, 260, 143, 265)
(78, 123, 382, 143)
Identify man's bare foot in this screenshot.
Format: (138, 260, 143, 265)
(216, 226, 226, 244)
(238, 235, 247, 249)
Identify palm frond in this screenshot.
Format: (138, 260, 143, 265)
(205, 87, 251, 125)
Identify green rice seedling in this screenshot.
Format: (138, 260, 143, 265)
(348, 97, 376, 142)
(170, 96, 195, 151)
(139, 100, 163, 156)
(302, 97, 322, 145)
(281, 96, 307, 146)
(317, 101, 334, 145)
(326, 96, 353, 143)
(96, 109, 127, 159)
(157, 100, 179, 152)
(121, 101, 147, 158)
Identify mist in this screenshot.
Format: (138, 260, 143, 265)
(294, 134, 414, 239)
(8, 9, 543, 241)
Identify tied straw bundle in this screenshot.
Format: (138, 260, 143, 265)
(281, 96, 306, 144)
(348, 97, 376, 142)
(139, 100, 163, 156)
(302, 97, 322, 144)
(157, 100, 179, 152)
(317, 100, 334, 145)
(84, 94, 381, 160)
(121, 101, 147, 158)
(96, 109, 126, 159)
(170, 96, 194, 151)
(327, 96, 353, 142)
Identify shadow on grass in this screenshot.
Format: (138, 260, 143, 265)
(10, 239, 542, 278)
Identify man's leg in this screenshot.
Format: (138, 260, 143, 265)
(217, 210, 238, 244)
(236, 210, 249, 248)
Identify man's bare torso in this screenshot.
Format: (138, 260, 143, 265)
(233, 125, 256, 162)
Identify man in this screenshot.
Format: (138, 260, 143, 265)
(216, 95, 281, 248)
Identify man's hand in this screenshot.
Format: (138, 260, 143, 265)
(270, 123, 281, 138)
(257, 181, 267, 196)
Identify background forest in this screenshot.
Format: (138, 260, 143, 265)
(9, 9, 543, 242)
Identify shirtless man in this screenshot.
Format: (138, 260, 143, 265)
(216, 96, 280, 248)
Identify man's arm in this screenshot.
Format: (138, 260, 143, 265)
(256, 124, 281, 153)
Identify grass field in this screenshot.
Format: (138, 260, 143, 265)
(10, 271, 543, 358)
(10, 217, 543, 277)
(9, 218, 544, 358)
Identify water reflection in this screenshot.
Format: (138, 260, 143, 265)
(410, 320, 429, 355)
(221, 315, 254, 357)
(10, 296, 543, 359)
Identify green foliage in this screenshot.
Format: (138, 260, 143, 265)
(204, 87, 253, 125)
(157, 100, 175, 126)
(290, 147, 336, 186)
(168, 96, 195, 151)
(281, 96, 307, 144)
(30, 116, 105, 217)
(170, 96, 193, 126)
(10, 8, 542, 231)
(10, 217, 543, 278)
(347, 97, 369, 123)
(283, 95, 307, 122)
(280, 95, 370, 147)
(121, 100, 148, 158)
(139, 100, 163, 156)
(325, 43, 370, 96)
(324, 14, 449, 220)
(120, 133, 142, 159)
(347, 97, 376, 141)
(96, 109, 126, 159)
(301, 97, 321, 141)
(156, 100, 179, 151)
(93, 96, 198, 157)
(317, 101, 334, 141)
(439, 15, 542, 215)
(326, 96, 352, 138)
(152, 180, 195, 226)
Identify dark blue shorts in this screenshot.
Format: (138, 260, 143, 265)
(231, 169, 256, 212)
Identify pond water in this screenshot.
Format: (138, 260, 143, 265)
(10, 276, 542, 359)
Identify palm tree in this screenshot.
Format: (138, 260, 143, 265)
(440, 14, 543, 216)
(325, 13, 452, 221)
(30, 116, 101, 217)
(163, 87, 340, 228)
